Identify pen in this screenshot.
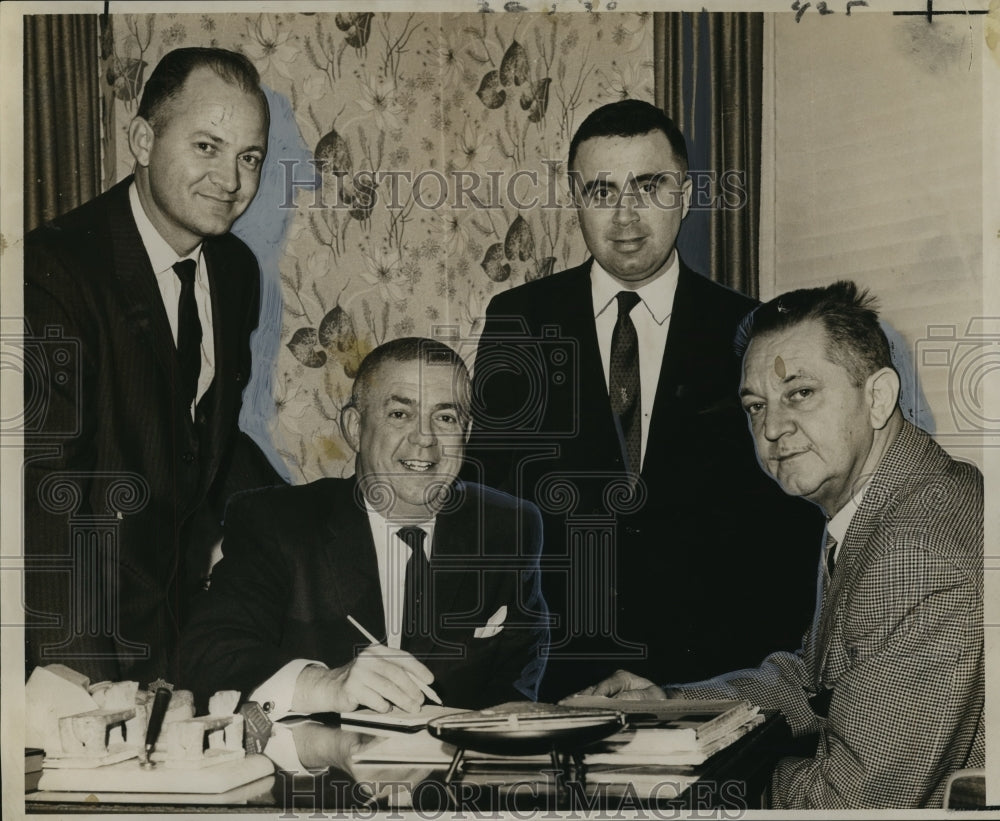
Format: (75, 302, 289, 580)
(141, 686, 173, 768)
(346, 614, 443, 706)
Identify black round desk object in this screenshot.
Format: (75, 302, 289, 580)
(427, 701, 625, 756)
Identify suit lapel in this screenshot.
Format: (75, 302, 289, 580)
(429, 486, 477, 618)
(413, 485, 480, 657)
(812, 557, 841, 689)
(199, 239, 237, 481)
(105, 178, 178, 382)
(653, 262, 697, 420)
(564, 262, 611, 412)
(811, 425, 926, 686)
(645, 262, 711, 462)
(324, 481, 387, 642)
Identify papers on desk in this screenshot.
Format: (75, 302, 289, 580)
(338, 704, 468, 731)
(585, 713, 765, 765)
(352, 728, 457, 764)
(351, 698, 764, 769)
(574, 698, 764, 766)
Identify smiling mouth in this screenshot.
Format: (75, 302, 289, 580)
(400, 459, 434, 472)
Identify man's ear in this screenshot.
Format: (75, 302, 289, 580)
(679, 174, 693, 221)
(866, 367, 900, 430)
(128, 116, 155, 168)
(341, 404, 361, 453)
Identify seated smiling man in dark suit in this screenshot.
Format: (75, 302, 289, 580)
(179, 338, 548, 717)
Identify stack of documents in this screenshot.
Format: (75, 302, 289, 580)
(563, 697, 764, 766)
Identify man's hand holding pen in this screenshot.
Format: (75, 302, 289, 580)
(290, 646, 436, 715)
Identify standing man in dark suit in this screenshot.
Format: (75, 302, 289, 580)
(178, 338, 548, 716)
(467, 99, 824, 700)
(24, 48, 281, 685)
(581, 282, 984, 808)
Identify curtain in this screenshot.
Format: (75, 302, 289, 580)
(654, 12, 763, 298)
(24, 14, 101, 232)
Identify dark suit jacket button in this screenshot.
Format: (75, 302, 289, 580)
(182, 452, 195, 464)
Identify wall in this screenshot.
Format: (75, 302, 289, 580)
(765, 11, 989, 467)
(107, 10, 656, 482)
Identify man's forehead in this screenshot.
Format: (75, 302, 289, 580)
(170, 71, 266, 125)
(573, 132, 682, 173)
(743, 322, 840, 383)
(370, 360, 463, 396)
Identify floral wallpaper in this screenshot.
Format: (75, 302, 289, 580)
(106, 11, 655, 482)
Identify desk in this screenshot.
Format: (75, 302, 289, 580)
(26, 713, 794, 814)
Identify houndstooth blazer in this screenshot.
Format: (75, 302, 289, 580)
(669, 419, 985, 809)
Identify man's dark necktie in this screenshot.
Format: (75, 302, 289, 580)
(609, 290, 642, 476)
(172, 259, 201, 410)
(825, 532, 838, 581)
(399, 526, 430, 651)
(807, 530, 840, 719)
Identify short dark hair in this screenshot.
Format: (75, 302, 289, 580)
(568, 99, 689, 173)
(735, 280, 894, 387)
(137, 47, 267, 130)
(349, 337, 471, 422)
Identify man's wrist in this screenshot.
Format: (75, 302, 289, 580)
(291, 663, 336, 714)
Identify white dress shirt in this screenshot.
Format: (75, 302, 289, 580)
(366, 507, 436, 650)
(248, 509, 436, 722)
(591, 254, 679, 470)
(826, 483, 870, 568)
(128, 182, 215, 417)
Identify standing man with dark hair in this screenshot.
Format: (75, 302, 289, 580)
(24, 47, 282, 684)
(467, 98, 824, 700)
(582, 281, 985, 809)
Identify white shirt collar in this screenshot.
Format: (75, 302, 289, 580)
(129, 181, 201, 271)
(826, 483, 869, 548)
(364, 500, 435, 558)
(590, 253, 679, 326)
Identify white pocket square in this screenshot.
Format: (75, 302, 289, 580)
(473, 605, 507, 639)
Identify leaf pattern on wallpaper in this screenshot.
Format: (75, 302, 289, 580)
(109, 59, 148, 102)
(348, 176, 378, 224)
(287, 327, 328, 369)
(314, 126, 353, 202)
(109, 11, 654, 481)
(499, 40, 530, 86)
(289, 303, 363, 377)
(521, 77, 551, 123)
(481, 243, 511, 283)
(318, 303, 363, 378)
(530, 257, 557, 283)
(476, 70, 507, 109)
(317, 303, 357, 353)
(335, 12, 373, 50)
(504, 215, 535, 262)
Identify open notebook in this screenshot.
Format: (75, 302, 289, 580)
(338, 704, 468, 731)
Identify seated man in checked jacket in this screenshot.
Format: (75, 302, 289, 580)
(579, 281, 984, 809)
